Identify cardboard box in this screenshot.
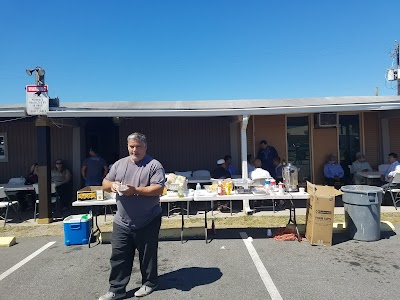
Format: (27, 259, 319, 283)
(305, 182, 343, 246)
(77, 186, 104, 201)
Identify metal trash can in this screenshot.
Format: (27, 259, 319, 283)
(340, 185, 383, 241)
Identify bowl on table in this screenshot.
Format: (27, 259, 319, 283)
(251, 186, 266, 195)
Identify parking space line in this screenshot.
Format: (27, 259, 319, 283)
(0, 241, 56, 282)
(240, 232, 283, 300)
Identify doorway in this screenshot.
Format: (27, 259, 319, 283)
(84, 118, 120, 167)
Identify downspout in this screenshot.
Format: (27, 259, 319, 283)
(240, 115, 253, 214)
(241, 115, 249, 179)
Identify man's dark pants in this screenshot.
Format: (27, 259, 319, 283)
(109, 214, 162, 298)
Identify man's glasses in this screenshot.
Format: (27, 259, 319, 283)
(56, 162, 62, 165)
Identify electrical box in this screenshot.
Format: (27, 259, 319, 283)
(387, 68, 399, 81)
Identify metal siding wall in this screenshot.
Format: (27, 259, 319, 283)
(0, 120, 37, 182)
(363, 112, 380, 169)
(389, 117, 400, 155)
(50, 126, 74, 172)
(246, 116, 254, 156)
(119, 117, 230, 173)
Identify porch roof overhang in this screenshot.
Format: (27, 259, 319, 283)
(0, 105, 26, 118)
(46, 96, 400, 118)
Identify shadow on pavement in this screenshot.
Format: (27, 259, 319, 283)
(126, 267, 223, 297)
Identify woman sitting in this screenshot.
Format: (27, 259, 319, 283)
(51, 159, 72, 210)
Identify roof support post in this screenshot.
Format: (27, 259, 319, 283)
(240, 115, 253, 214)
(35, 116, 53, 224)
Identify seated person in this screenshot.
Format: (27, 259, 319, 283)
(211, 159, 231, 179)
(51, 159, 72, 210)
(224, 155, 237, 176)
(250, 159, 271, 180)
(381, 152, 400, 188)
(273, 156, 284, 182)
(16, 163, 39, 211)
(351, 152, 373, 184)
(247, 154, 255, 176)
(211, 159, 231, 211)
(323, 154, 344, 187)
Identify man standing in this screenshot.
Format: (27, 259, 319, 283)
(99, 133, 165, 300)
(81, 147, 108, 186)
(257, 140, 278, 178)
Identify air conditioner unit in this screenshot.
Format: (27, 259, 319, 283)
(315, 113, 338, 128)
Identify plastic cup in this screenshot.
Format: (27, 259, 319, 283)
(299, 187, 305, 194)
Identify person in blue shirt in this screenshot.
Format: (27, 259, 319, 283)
(324, 154, 344, 186)
(224, 155, 237, 176)
(81, 147, 108, 186)
(381, 152, 400, 183)
(257, 140, 278, 178)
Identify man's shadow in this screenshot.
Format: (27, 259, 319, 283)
(126, 266, 222, 297)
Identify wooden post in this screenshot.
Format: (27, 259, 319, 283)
(35, 116, 53, 224)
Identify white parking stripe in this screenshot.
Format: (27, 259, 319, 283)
(240, 232, 283, 300)
(0, 241, 56, 282)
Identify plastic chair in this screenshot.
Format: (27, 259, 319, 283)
(0, 187, 21, 226)
(348, 165, 354, 174)
(192, 170, 211, 178)
(33, 183, 60, 221)
(383, 173, 400, 210)
(175, 171, 192, 178)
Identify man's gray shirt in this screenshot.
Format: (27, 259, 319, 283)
(105, 155, 165, 229)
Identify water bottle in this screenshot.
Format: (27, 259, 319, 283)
(264, 179, 270, 195)
(267, 228, 272, 238)
(196, 183, 201, 190)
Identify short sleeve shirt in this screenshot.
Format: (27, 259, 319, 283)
(105, 155, 165, 229)
(82, 156, 107, 184)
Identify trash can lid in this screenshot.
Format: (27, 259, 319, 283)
(341, 185, 383, 194)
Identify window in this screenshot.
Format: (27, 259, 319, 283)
(0, 133, 8, 162)
(339, 114, 360, 176)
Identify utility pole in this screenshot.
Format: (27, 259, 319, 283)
(396, 41, 400, 95)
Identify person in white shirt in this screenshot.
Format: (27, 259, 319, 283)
(250, 159, 271, 180)
(351, 152, 373, 184)
(381, 153, 400, 184)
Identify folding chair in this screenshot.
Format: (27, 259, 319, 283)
(33, 183, 60, 221)
(0, 187, 22, 226)
(383, 173, 400, 210)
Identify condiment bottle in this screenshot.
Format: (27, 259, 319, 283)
(270, 179, 276, 191)
(217, 181, 223, 195)
(196, 183, 201, 190)
(278, 182, 284, 195)
(264, 179, 270, 195)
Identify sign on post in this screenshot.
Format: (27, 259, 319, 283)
(26, 85, 49, 115)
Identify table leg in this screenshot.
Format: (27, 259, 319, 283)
(187, 201, 189, 217)
(181, 204, 184, 244)
(204, 201, 208, 244)
(230, 200, 232, 216)
(167, 202, 170, 218)
(89, 207, 101, 248)
(287, 199, 300, 240)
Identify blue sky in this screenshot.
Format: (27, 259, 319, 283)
(1, 0, 399, 104)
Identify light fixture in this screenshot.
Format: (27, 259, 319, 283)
(26, 66, 45, 86)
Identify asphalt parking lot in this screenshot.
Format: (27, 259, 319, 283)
(0, 226, 399, 300)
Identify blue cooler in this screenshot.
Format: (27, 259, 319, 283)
(63, 214, 92, 246)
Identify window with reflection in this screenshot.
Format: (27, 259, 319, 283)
(286, 116, 310, 184)
(0, 134, 7, 162)
(339, 114, 360, 177)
